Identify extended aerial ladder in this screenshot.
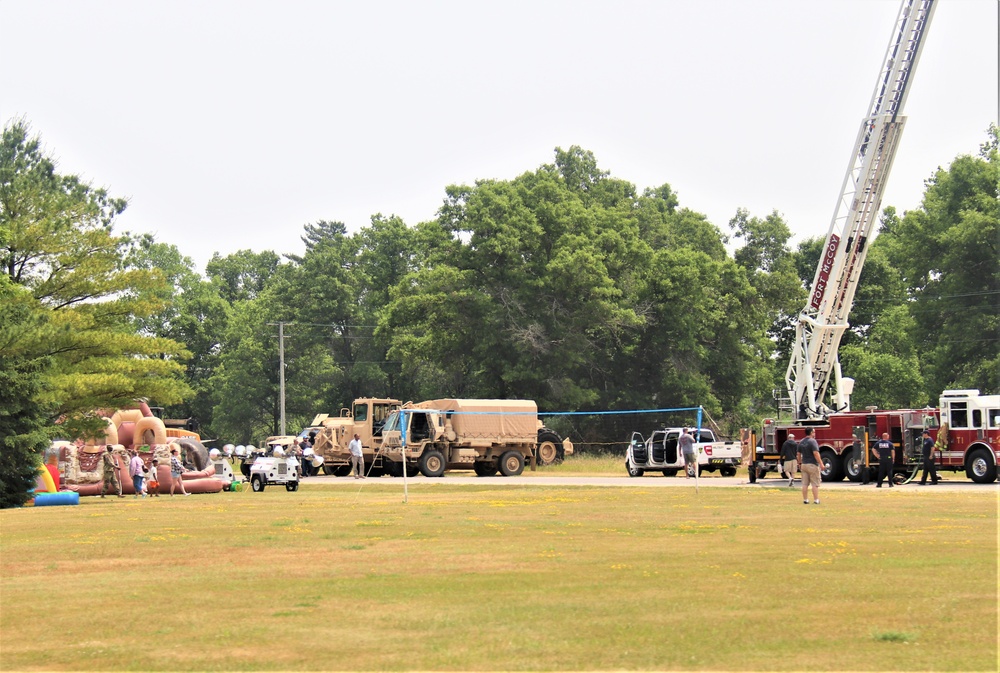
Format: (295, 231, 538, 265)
(786, 0, 936, 421)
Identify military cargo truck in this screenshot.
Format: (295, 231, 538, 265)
(380, 398, 572, 477)
(310, 398, 402, 476)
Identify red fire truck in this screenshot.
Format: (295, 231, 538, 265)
(754, 390, 999, 484)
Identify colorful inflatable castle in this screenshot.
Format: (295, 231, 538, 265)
(56, 401, 229, 497)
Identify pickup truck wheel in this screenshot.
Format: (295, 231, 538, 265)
(536, 430, 564, 466)
(251, 475, 265, 492)
(498, 451, 525, 477)
(626, 459, 644, 477)
(966, 448, 997, 483)
(419, 450, 446, 478)
(720, 467, 737, 477)
(286, 481, 299, 492)
(473, 461, 498, 477)
(662, 468, 678, 477)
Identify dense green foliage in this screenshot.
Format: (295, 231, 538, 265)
(0, 120, 191, 506)
(2, 118, 998, 465)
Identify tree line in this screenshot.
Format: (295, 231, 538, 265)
(2, 118, 997, 504)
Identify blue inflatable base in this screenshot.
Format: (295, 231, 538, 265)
(34, 492, 81, 507)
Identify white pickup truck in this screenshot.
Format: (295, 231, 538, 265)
(626, 427, 741, 477)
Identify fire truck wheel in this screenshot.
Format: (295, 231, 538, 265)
(626, 459, 644, 478)
(966, 448, 998, 484)
(536, 430, 563, 466)
(843, 454, 864, 482)
(820, 449, 844, 482)
(286, 481, 299, 492)
(251, 475, 265, 492)
(498, 451, 525, 477)
(419, 450, 446, 478)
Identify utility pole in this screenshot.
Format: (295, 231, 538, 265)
(268, 322, 288, 436)
(278, 322, 286, 436)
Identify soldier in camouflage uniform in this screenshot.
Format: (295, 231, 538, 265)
(101, 445, 123, 498)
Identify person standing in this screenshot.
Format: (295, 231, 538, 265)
(918, 429, 939, 485)
(781, 433, 798, 487)
(147, 459, 161, 497)
(348, 433, 365, 479)
(169, 447, 190, 496)
(678, 428, 697, 479)
(797, 428, 822, 504)
(128, 450, 146, 498)
(874, 432, 895, 488)
(101, 446, 124, 498)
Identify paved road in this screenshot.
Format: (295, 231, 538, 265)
(302, 473, 996, 492)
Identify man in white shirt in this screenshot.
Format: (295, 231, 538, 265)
(348, 434, 365, 479)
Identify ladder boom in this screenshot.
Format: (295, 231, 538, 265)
(787, 0, 936, 420)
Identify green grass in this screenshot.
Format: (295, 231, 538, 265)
(535, 452, 624, 474)
(1, 484, 996, 671)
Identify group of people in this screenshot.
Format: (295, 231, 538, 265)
(779, 427, 941, 503)
(100, 445, 190, 498)
(284, 433, 321, 477)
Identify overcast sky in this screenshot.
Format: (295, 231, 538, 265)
(2, 0, 997, 273)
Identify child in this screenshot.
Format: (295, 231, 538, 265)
(147, 459, 160, 497)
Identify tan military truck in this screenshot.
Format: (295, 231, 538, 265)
(310, 398, 402, 476)
(379, 398, 573, 477)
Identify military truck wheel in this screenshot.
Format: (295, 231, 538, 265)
(286, 481, 299, 492)
(322, 464, 337, 475)
(474, 461, 498, 477)
(626, 459, 644, 477)
(251, 475, 265, 492)
(385, 461, 404, 478)
(536, 430, 563, 466)
(419, 450, 446, 478)
(498, 451, 525, 477)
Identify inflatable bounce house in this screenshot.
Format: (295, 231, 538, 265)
(54, 401, 229, 497)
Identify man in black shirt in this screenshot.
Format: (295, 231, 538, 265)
(781, 433, 798, 487)
(918, 429, 939, 485)
(797, 428, 823, 504)
(874, 433, 895, 488)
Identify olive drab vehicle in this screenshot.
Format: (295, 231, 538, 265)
(310, 398, 402, 476)
(379, 398, 573, 477)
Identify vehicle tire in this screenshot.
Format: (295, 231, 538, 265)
(536, 430, 563, 466)
(843, 454, 864, 482)
(385, 461, 404, 478)
(966, 448, 998, 484)
(322, 464, 337, 476)
(498, 451, 525, 477)
(662, 468, 678, 477)
(251, 475, 265, 492)
(419, 449, 446, 478)
(756, 465, 767, 480)
(474, 461, 498, 477)
(626, 459, 644, 477)
(720, 467, 737, 477)
(820, 449, 844, 482)
(286, 481, 299, 492)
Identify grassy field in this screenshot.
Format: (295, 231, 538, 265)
(1, 483, 996, 671)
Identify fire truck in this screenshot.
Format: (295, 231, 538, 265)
(748, 0, 999, 484)
(755, 390, 999, 484)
